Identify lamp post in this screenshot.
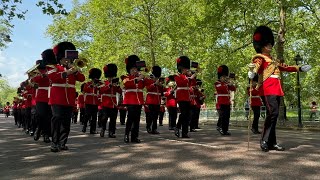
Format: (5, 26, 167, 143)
(294, 54, 303, 128)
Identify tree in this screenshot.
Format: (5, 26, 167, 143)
(0, 0, 67, 49)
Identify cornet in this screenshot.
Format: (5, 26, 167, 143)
(73, 58, 88, 69)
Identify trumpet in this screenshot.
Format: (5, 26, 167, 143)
(73, 58, 87, 69)
(25, 64, 41, 76)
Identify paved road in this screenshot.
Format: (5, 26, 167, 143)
(0, 115, 319, 180)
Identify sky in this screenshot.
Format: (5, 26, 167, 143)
(0, 1, 73, 87)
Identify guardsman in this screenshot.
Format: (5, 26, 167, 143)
(215, 65, 236, 135)
(144, 66, 164, 134)
(82, 68, 102, 134)
(122, 55, 145, 143)
(99, 63, 122, 138)
(194, 79, 205, 129)
(164, 75, 177, 130)
(248, 25, 311, 152)
(174, 56, 197, 138)
(48, 41, 85, 152)
(247, 75, 263, 134)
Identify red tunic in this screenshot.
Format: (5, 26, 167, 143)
(174, 74, 191, 102)
(122, 75, 145, 105)
(83, 81, 100, 105)
(164, 87, 177, 107)
(23, 85, 33, 108)
(77, 94, 85, 108)
(247, 87, 262, 107)
(252, 54, 299, 96)
(214, 80, 236, 109)
(144, 78, 164, 105)
(31, 69, 50, 103)
(47, 65, 85, 106)
(99, 80, 122, 108)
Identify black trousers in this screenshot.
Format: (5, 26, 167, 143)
(125, 105, 142, 138)
(24, 107, 32, 131)
(251, 106, 261, 131)
(51, 105, 72, 145)
(190, 105, 200, 130)
(146, 104, 160, 131)
(261, 96, 280, 146)
(217, 104, 231, 132)
(119, 109, 127, 124)
(98, 109, 103, 127)
(30, 106, 37, 132)
(83, 104, 98, 133)
(159, 111, 164, 125)
(168, 107, 177, 129)
(101, 107, 118, 134)
(13, 109, 18, 125)
(17, 109, 22, 127)
(36, 102, 52, 137)
(176, 101, 191, 135)
(72, 111, 78, 123)
(79, 108, 85, 124)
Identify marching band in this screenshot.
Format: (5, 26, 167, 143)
(8, 25, 313, 153)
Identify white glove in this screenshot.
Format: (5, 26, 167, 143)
(300, 65, 312, 72)
(248, 71, 255, 79)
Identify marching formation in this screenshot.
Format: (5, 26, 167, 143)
(8, 25, 312, 153)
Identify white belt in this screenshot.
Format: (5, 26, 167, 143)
(251, 96, 260, 98)
(269, 75, 280, 79)
(125, 89, 143, 93)
(147, 92, 161, 96)
(51, 83, 75, 88)
(176, 87, 189, 90)
(216, 94, 229, 97)
(85, 93, 98, 96)
(101, 94, 116, 97)
(38, 87, 49, 90)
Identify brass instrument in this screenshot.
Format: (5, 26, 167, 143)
(25, 64, 41, 77)
(73, 58, 88, 69)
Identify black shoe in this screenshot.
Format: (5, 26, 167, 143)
(124, 135, 129, 143)
(218, 128, 224, 135)
(269, 144, 285, 151)
(131, 138, 141, 143)
(251, 129, 261, 134)
(51, 144, 59, 152)
(151, 130, 160, 134)
(100, 129, 105, 137)
(168, 128, 175, 130)
(59, 144, 69, 151)
(174, 128, 180, 137)
(29, 131, 34, 136)
(25, 130, 29, 134)
(90, 131, 97, 134)
(43, 135, 51, 143)
(195, 127, 201, 129)
(159, 124, 163, 126)
(260, 141, 269, 152)
(121, 123, 125, 125)
(181, 134, 190, 138)
(82, 127, 86, 133)
(190, 129, 197, 132)
(108, 133, 116, 138)
(222, 131, 231, 136)
(34, 130, 41, 141)
(146, 128, 152, 134)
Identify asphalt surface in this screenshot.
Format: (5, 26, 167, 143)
(0, 115, 320, 180)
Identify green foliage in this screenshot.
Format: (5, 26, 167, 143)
(46, 0, 320, 108)
(0, 78, 16, 107)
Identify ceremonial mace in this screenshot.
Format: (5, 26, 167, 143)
(247, 63, 256, 151)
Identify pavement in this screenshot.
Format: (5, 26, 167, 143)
(0, 115, 320, 180)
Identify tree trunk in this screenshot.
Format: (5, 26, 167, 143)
(146, 2, 156, 66)
(276, 0, 287, 123)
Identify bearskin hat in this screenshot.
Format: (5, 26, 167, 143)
(88, 68, 102, 80)
(176, 56, 190, 73)
(103, 63, 118, 78)
(253, 26, 274, 53)
(196, 79, 202, 86)
(52, 41, 76, 63)
(217, 65, 229, 79)
(41, 49, 56, 65)
(35, 60, 46, 70)
(152, 66, 161, 78)
(125, 55, 140, 73)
